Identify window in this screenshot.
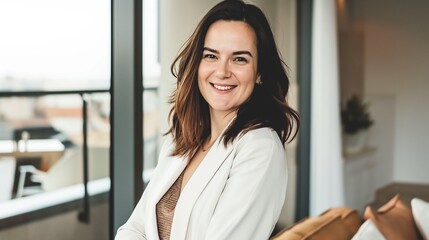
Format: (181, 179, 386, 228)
(0, 0, 111, 237)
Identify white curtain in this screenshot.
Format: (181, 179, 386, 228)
(310, 0, 344, 216)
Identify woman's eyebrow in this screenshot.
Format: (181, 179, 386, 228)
(203, 47, 219, 54)
(203, 47, 253, 58)
(232, 51, 253, 57)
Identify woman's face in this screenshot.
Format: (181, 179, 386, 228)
(198, 20, 259, 117)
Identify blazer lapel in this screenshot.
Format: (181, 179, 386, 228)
(170, 139, 235, 239)
(145, 154, 187, 240)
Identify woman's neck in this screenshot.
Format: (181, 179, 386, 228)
(208, 110, 237, 142)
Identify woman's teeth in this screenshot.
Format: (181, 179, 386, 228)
(213, 84, 234, 91)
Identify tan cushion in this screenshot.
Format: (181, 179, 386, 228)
(271, 215, 352, 240)
(364, 194, 420, 240)
(305, 216, 352, 240)
(290, 215, 332, 236)
(320, 207, 362, 235)
(271, 228, 301, 240)
(271, 217, 310, 239)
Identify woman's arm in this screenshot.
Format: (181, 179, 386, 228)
(115, 136, 174, 240)
(205, 128, 288, 240)
(115, 196, 148, 240)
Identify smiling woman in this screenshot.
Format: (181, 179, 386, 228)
(115, 1, 299, 239)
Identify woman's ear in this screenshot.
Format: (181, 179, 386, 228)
(255, 75, 263, 85)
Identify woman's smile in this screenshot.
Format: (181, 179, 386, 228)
(210, 82, 237, 92)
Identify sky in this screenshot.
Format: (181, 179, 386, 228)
(0, 0, 110, 82)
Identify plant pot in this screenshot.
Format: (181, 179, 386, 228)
(343, 130, 368, 155)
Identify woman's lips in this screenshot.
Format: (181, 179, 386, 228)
(210, 82, 237, 91)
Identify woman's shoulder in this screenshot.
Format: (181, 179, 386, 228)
(236, 127, 283, 150)
(157, 134, 174, 160)
(231, 127, 286, 169)
(238, 127, 279, 141)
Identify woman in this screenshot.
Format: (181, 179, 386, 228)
(116, 1, 299, 239)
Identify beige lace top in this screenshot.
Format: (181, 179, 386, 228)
(156, 172, 184, 240)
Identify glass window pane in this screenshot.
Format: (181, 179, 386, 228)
(0, 0, 111, 238)
(0, 0, 110, 89)
(142, 0, 160, 185)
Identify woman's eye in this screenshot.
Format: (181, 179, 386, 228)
(203, 54, 217, 60)
(234, 57, 248, 63)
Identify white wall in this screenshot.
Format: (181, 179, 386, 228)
(366, 95, 395, 189)
(361, 0, 429, 183)
(273, 0, 298, 228)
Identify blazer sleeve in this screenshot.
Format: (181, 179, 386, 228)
(205, 129, 288, 240)
(115, 136, 173, 240)
(114, 195, 148, 240)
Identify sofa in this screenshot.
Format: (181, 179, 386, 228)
(271, 182, 429, 240)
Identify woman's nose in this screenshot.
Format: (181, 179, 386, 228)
(215, 60, 231, 79)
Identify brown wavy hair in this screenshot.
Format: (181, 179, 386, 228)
(167, 0, 300, 158)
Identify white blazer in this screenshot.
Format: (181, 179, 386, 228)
(115, 127, 287, 240)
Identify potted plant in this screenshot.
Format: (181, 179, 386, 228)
(341, 95, 374, 155)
